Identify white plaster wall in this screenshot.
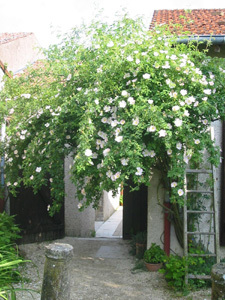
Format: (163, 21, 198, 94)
(64, 155, 95, 237)
(0, 33, 40, 73)
(147, 169, 183, 255)
(147, 121, 223, 257)
(102, 190, 120, 221)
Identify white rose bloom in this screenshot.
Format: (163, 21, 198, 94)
(176, 142, 182, 150)
(119, 100, 127, 108)
(167, 149, 172, 155)
(36, 167, 42, 173)
(104, 106, 111, 112)
(147, 125, 156, 132)
(178, 189, 184, 196)
(159, 130, 167, 137)
(204, 89, 211, 95)
(21, 93, 31, 99)
(107, 41, 114, 47)
(127, 55, 133, 62)
(172, 105, 180, 111)
(111, 120, 118, 127)
(115, 136, 123, 143)
(171, 182, 177, 188)
(174, 118, 183, 127)
(128, 97, 135, 105)
(121, 90, 128, 97)
(132, 118, 139, 126)
(180, 89, 187, 96)
(135, 167, 143, 176)
(194, 139, 200, 144)
(103, 148, 110, 156)
(85, 149, 92, 157)
(143, 73, 151, 79)
(121, 158, 129, 166)
(106, 170, 113, 178)
(149, 150, 156, 157)
(148, 99, 154, 104)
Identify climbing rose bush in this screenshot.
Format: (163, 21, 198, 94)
(1, 16, 225, 214)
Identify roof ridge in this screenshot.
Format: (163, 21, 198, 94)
(150, 8, 225, 36)
(0, 32, 33, 45)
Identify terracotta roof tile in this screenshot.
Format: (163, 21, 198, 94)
(150, 9, 225, 36)
(0, 32, 33, 45)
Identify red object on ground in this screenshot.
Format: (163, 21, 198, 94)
(164, 202, 171, 256)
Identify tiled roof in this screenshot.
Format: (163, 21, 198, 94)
(150, 9, 225, 36)
(0, 32, 33, 45)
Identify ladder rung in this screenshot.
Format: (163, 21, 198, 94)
(187, 189, 213, 194)
(187, 231, 215, 235)
(187, 210, 215, 214)
(188, 274, 211, 280)
(186, 169, 212, 174)
(188, 253, 216, 257)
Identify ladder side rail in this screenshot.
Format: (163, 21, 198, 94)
(183, 172, 188, 285)
(212, 165, 220, 263)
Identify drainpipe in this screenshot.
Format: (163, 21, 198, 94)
(177, 35, 225, 45)
(164, 192, 170, 256)
(0, 122, 6, 212)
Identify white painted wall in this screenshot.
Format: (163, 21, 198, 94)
(147, 169, 183, 255)
(102, 190, 120, 221)
(64, 154, 119, 236)
(0, 33, 40, 73)
(147, 120, 223, 256)
(64, 154, 95, 237)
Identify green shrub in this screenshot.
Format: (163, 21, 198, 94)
(160, 250, 215, 292)
(160, 255, 186, 291)
(0, 213, 29, 300)
(0, 213, 21, 246)
(144, 243, 166, 264)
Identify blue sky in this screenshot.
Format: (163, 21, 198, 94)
(0, 0, 224, 47)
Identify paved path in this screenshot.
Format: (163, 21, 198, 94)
(18, 237, 211, 300)
(95, 207, 123, 238)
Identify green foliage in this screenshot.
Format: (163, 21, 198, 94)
(0, 213, 21, 245)
(160, 255, 186, 290)
(160, 248, 216, 292)
(143, 243, 166, 264)
(133, 231, 147, 244)
(1, 14, 225, 212)
(0, 213, 36, 300)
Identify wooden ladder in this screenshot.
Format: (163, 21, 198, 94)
(183, 167, 220, 285)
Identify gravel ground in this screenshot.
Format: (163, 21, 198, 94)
(14, 237, 211, 300)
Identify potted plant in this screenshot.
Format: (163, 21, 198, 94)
(143, 243, 166, 271)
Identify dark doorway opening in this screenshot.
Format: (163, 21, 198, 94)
(10, 183, 64, 244)
(123, 181, 148, 240)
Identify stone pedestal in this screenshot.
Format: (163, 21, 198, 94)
(211, 263, 225, 300)
(41, 243, 73, 300)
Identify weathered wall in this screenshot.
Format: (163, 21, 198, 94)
(147, 169, 183, 255)
(64, 155, 95, 237)
(0, 33, 40, 73)
(102, 190, 120, 222)
(147, 121, 223, 256)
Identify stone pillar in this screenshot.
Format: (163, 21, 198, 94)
(211, 263, 225, 300)
(64, 155, 95, 237)
(41, 243, 73, 300)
